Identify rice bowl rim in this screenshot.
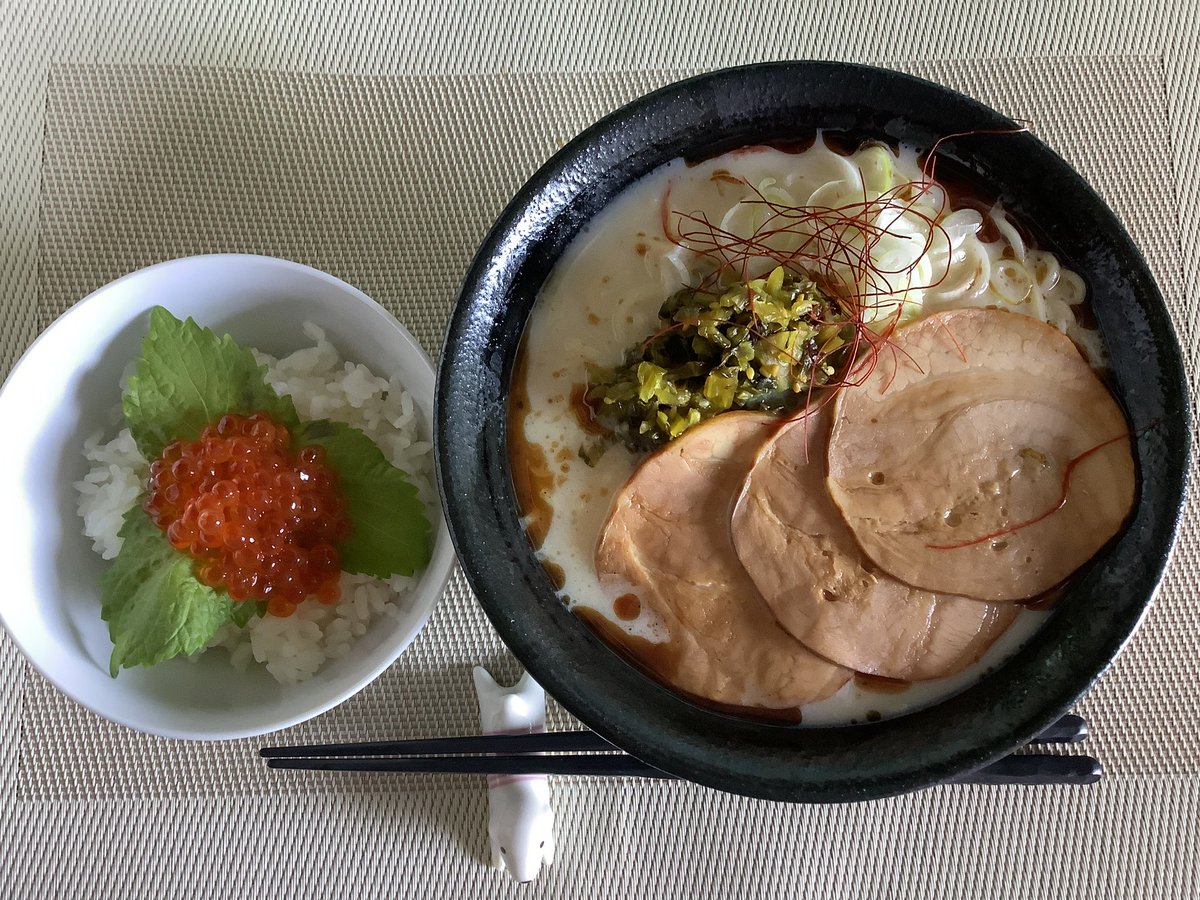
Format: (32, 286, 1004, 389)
(0, 254, 456, 740)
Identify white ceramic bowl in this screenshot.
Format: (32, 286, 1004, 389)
(0, 255, 455, 740)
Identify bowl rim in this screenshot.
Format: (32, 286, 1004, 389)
(0, 253, 456, 740)
(437, 61, 1191, 802)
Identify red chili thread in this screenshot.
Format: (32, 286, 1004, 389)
(924, 431, 1132, 551)
(650, 129, 1032, 459)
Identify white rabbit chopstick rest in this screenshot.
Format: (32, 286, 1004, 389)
(472, 666, 556, 883)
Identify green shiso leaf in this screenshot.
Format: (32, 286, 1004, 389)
(297, 419, 432, 578)
(100, 510, 236, 677)
(230, 599, 266, 628)
(122, 307, 299, 459)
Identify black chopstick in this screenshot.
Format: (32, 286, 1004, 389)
(259, 728, 617, 759)
(952, 753, 1102, 786)
(260, 713, 1098, 786)
(1027, 713, 1087, 745)
(259, 713, 1086, 761)
(266, 753, 674, 778)
(265, 749, 1100, 786)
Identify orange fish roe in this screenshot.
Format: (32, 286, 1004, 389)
(142, 412, 350, 617)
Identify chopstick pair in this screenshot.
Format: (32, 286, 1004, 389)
(260, 713, 1100, 786)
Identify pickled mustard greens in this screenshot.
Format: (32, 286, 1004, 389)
(584, 267, 852, 452)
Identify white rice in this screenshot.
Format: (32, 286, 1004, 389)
(74, 322, 436, 684)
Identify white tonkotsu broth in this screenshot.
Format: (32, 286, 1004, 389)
(516, 137, 1101, 723)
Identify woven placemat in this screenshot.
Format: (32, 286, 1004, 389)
(5, 56, 1198, 897)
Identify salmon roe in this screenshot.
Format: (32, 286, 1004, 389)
(142, 411, 350, 617)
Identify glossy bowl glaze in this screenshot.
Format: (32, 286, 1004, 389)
(437, 62, 1189, 801)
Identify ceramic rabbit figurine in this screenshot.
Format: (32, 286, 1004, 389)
(472, 666, 556, 882)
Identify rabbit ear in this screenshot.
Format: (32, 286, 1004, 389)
(515, 669, 549, 702)
(473, 666, 500, 701)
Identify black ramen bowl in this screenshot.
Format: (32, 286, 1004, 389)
(436, 62, 1189, 802)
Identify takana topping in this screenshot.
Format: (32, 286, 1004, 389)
(584, 267, 852, 453)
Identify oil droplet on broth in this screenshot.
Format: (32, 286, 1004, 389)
(613, 593, 641, 620)
(542, 560, 566, 591)
(854, 673, 912, 695)
(508, 347, 557, 548)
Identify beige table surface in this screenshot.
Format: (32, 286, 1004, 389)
(4, 3, 1200, 898)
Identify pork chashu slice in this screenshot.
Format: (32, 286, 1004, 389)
(732, 406, 1016, 679)
(596, 411, 850, 709)
(827, 308, 1134, 602)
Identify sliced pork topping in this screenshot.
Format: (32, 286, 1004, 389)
(827, 308, 1135, 602)
(595, 412, 850, 709)
(732, 407, 1017, 680)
